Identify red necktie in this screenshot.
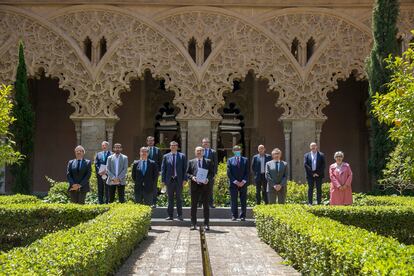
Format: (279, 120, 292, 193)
(236, 157, 240, 168)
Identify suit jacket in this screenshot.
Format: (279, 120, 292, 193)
(148, 146, 162, 172)
(204, 148, 218, 176)
(131, 159, 158, 193)
(304, 151, 326, 178)
(251, 153, 272, 183)
(227, 156, 249, 187)
(187, 158, 214, 192)
(106, 153, 129, 185)
(66, 159, 92, 192)
(94, 150, 112, 174)
(265, 160, 288, 191)
(161, 152, 187, 185)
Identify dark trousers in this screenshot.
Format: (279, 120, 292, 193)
(191, 183, 209, 225)
(152, 173, 159, 205)
(69, 191, 86, 204)
(134, 182, 153, 206)
(307, 176, 323, 204)
(96, 174, 108, 204)
(198, 177, 215, 207)
(167, 178, 183, 217)
(255, 174, 268, 204)
(230, 184, 247, 218)
(108, 185, 126, 203)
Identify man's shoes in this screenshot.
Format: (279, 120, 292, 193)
(177, 216, 184, 221)
(190, 224, 197, 230)
(240, 217, 246, 222)
(165, 216, 173, 221)
(209, 204, 216, 208)
(198, 203, 202, 208)
(151, 204, 156, 208)
(231, 217, 237, 221)
(204, 225, 210, 231)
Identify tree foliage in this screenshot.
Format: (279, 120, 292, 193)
(365, 0, 399, 181)
(10, 42, 35, 194)
(0, 84, 22, 166)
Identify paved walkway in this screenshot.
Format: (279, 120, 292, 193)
(205, 227, 300, 276)
(117, 226, 299, 276)
(117, 226, 203, 275)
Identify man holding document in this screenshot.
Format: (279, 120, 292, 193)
(95, 141, 111, 204)
(187, 146, 213, 230)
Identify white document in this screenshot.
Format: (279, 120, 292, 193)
(196, 168, 208, 183)
(98, 164, 107, 174)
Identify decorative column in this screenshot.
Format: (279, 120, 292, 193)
(282, 120, 292, 179)
(315, 120, 324, 147)
(179, 120, 188, 157)
(74, 119, 81, 145)
(181, 119, 212, 159)
(105, 119, 117, 147)
(73, 118, 107, 160)
(211, 120, 220, 150)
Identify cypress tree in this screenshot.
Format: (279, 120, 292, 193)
(366, 0, 399, 183)
(10, 42, 35, 194)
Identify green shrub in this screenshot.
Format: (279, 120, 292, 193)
(0, 204, 151, 275)
(310, 205, 414, 245)
(354, 194, 414, 207)
(0, 203, 108, 251)
(254, 204, 414, 275)
(0, 194, 40, 204)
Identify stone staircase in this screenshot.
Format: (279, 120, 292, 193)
(151, 207, 255, 226)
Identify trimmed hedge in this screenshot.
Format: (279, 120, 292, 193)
(0, 203, 151, 275)
(354, 195, 414, 207)
(0, 194, 40, 204)
(0, 204, 109, 251)
(309, 205, 414, 245)
(254, 204, 414, 275)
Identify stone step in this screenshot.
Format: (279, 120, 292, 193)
(151, 207, 254, 219)
(151, 218, 255, 227)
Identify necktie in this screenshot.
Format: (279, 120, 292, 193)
(77, 160, 81, 172)
(276, 161, 280, 172)
(198, 159, 202, 168)
(172, 154, 176, 177)
(142, 160, 147, 175)
(236, 157, 240, 168)
(149, 147, 153, 159)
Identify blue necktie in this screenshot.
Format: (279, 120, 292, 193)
(198, 159, 202, 168)
(172, 154, 176, 177)
(149, 147, 153, 159)
(77, 160, 81, 172)
(142, 161, 147, 175)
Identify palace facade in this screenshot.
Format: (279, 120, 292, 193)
(1, 0, 413, 194)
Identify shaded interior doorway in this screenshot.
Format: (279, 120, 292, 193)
(218, 71, 285, 162)
(112, 71, 179, 162)
(8, 74, 77, 194)
(320, 75, 370, 192)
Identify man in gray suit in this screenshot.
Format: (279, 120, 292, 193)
(106, 143, 129, 203)
(265, 148, 288, 204)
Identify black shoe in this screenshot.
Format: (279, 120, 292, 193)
(151, 204, 156, 208)
(231, 216, 237, 221)
(190, 224, 197, 230)
(240, 217, 246, 222)
(204, 225, 210, 231)
(209, 204, 216, 208)
(198, 203, 202, 208)
(177, 216, 184, 221)
(165, 216, 173, 221)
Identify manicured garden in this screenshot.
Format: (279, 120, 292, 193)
(0, 194, 151, 275)
(254, 197, 414, 275)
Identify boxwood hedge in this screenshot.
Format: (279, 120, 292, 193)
(0, 204, 109, 251)
(254, 204, 414, 275)
(0, 203, 151, 275)
(354, 195, 414, 207)
(309, 205, 414, 245)
(0, 194, 40, 204)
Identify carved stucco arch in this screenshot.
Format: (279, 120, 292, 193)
(156, 6, 302, 120)
(0, 6, 92, 117)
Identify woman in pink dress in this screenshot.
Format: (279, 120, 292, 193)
(329, 151, 353, 205)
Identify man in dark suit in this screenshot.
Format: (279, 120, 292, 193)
(94, 141, 111, 204)
(201, 137, 218, 208)
(132, 147, 158, 205)
(266, 148, 288, 204)
(67, 145, 92, 204)
(161, 141, 187, 221)
(251, 145, 272, 205)
(187, 146, 214, 230)
(304, 142, 326, 205)
(227, 145, 249, 221)
(146, 136, 162, 207)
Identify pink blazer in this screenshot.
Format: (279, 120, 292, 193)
(329, 162, 352, 188)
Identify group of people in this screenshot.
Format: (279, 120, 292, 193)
(66, 137, 353, 231)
